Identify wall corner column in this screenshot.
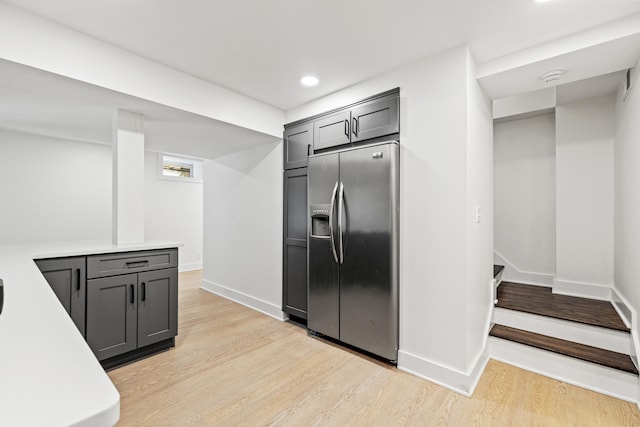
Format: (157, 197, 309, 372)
(112, 110, 145, 245)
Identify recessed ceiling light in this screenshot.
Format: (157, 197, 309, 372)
(300, 76, 319, 87)
(534, 0, 554, 3)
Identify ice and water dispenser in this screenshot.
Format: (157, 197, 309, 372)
(310, 204, 332, 238)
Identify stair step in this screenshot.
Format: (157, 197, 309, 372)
(494, 307, 631, 354)
(493, 264, 504, 278)
(490, 324, 638, 375)
(496, 282, 628, 332)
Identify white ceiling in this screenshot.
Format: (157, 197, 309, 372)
(5, 0, 640, 110)
(0, 59, 277, 159)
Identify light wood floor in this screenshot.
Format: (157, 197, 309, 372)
(109, 271, 640, 426)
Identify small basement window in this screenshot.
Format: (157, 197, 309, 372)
(157, 154, 203, 183)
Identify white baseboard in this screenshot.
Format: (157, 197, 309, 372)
(489, 336, 638, 403)
(612, 288, 633, 329)
(493, 251, 554, 286)
(494, 307, 631, 354)
(398, 349, 489, 396)
(200, 278, 286, 321)
(610, 289, 639, 381)
(179, 261, 202, 272)
(553, 278, 612, 301)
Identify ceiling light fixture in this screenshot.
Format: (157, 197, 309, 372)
(300, 76, 319, 87)
(540, 69, 565, 84)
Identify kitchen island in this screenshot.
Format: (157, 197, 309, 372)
(0, 240, 181, 427)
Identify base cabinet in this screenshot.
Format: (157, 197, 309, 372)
(137, 269, 179, 348)
(36, 248, 179, 367)
(87, 268, 177, 361)
(34, 257, 86, 336)
(87, 273, 138, 360)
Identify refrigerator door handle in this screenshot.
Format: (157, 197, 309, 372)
(329, 181, 339, 264)
(338, 182, 345, 264)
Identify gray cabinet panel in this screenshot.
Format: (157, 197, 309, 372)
(138, 269, 178, 348)
(87, 249, 178, 279)
(35, 257, 86, 336)
(313, 110, 351, 151)
(283, 167, 308, 318)
(284, 123, 312, 169)
(285, 169, 308, 240)
(87, 273, 138, 360)
(350, 95, 399, 143)
(284, 244, 307, 317)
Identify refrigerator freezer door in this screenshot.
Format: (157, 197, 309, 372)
(338, 142, 399, 360)
(308, 153, 340, 340)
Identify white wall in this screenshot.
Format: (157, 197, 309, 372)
(556, 95, 615, 295)
(201, 141, 283, 318)
(0, 130, 112, 243)
(0, 131, 203, 271)
(144, 152, 203, 271)
(465, 51, 494, 368)
(286, 45, 493, 393)
(615, 63, 640, 333)
(494, 114, 556, 280)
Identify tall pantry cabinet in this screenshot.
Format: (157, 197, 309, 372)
(282, 123, 311, 319)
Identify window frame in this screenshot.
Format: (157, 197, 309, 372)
(156, 153, 203, 183)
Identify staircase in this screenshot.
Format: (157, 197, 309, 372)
(489, 273, 638, 402)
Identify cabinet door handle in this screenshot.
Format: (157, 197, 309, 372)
(141, 282, 146, 301)
(352, 117, 358, 138)
(126, 260, 149, 269)
(344, 119, 349, 137)
(76, 268, 81, 291)
(130, 284, 134, 304)
(307, 144, 311, 156)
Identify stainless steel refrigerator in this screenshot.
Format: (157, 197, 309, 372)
(308, 141, 399, 361)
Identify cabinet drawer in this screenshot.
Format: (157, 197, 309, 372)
(87, 249, 178, 279)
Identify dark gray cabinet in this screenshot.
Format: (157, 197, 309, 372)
(283, 168, 308, 319)
(313, 92, 399, 152)
(86, 268, 178, 361)
(86, 249, 178, 361)
(313, 110, 351, 151)
(350, 94, 399, 143)
(138, 269, 179, 347)
(35, 257, 86, 336)
(86, 273, 138, 360)
(284, 123, 313, 170)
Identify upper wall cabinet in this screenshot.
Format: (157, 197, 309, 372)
(284, 89, 399, 167)
(315, 93, 399, 150)
(283, 123, 313, 170)
(350, 94, 399, 143)
(313, 110, 352, 151)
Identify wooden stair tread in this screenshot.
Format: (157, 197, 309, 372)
(490, 324, 638, 375)
(493, 264, 505, 278)
(496, 282, 629, 332)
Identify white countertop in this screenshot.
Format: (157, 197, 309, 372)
(0, 240, 182, 427)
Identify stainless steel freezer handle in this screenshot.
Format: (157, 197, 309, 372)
(338, 182, 345, 264)
(329, 182, 339, 264)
